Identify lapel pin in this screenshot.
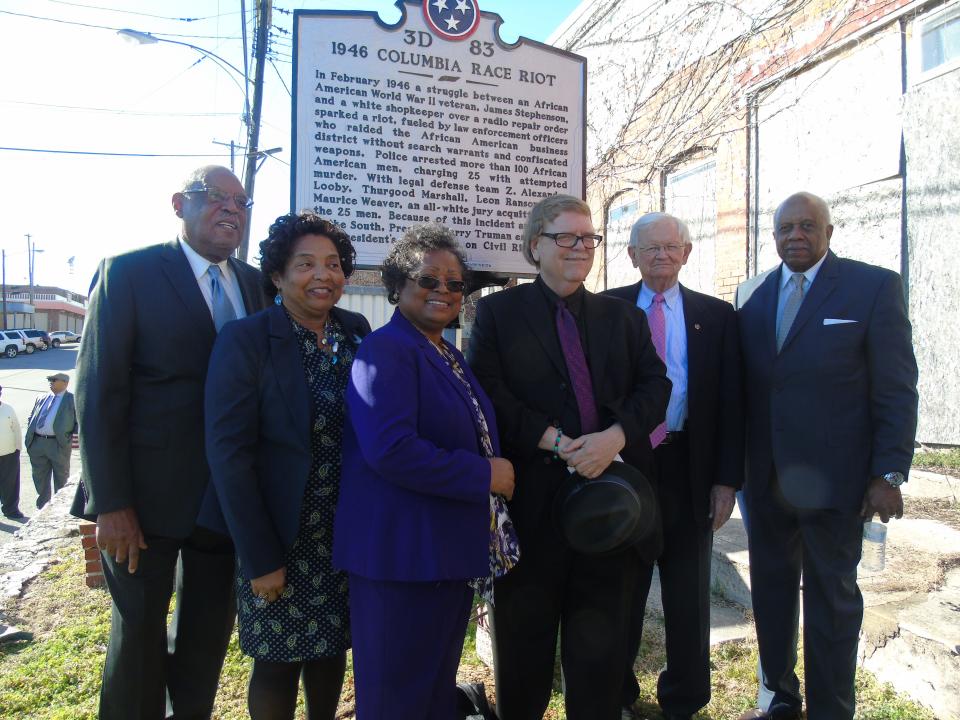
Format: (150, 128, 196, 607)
(694, 323, 701, 330)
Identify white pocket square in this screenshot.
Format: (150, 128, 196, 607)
(823, 318, 857, 325)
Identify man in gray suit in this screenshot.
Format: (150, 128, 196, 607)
(26, 372, 77, 509)
(72, 165, 268, 719)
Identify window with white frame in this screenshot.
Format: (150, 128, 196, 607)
(605, 193, 643, 288)
(912, 1, 960, 83)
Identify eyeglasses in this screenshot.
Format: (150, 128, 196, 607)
(540, 232, 604, 249)
(407, 275, 466, 293)
(636, 244, 684, 256)
(184, 186, 254, 210)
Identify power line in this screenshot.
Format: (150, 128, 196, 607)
(0, 146, 232, 158)
(43, 0, 246, 22)
(269, 58, 291, 97)
(0, 10, 242, 39)
(2, 99, 235, 117)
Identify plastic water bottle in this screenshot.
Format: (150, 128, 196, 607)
(860, 521, 887, 572)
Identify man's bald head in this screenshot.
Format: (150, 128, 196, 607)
(773, 192, 833, 272)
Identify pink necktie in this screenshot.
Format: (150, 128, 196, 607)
(648, 294, 667, 448)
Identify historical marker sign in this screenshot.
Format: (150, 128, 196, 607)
(292, 0, 586, 274)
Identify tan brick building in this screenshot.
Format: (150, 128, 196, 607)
(550, 0, 960, 445)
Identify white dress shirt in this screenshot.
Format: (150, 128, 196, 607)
(35, 391, 65, 436)
(776, 251, 828, 336)
(636, 282, 688, 431)
(0, 404, 22, 455)
(179, 239, 246, 321)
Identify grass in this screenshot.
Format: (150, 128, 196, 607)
(0, 548, 938, 720)
(912, 446, 960, 474)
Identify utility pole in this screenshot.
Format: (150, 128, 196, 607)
(25, 233, 34, 307)
(2, 250, 7, 331)
(213, 139, 243, 173)
(240, 0, 272, 263)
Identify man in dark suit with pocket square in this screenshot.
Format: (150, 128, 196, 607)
(735, 192, 918, 720)
(605, 212, 743, 720)
(72, 166, 268, 719)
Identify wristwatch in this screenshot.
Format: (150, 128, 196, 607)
(882, 471, 906, 488)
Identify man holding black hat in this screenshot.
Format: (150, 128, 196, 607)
(605, 212, 743, 720)
(25, 372, 77, 509)
(468, 194, 671, 719)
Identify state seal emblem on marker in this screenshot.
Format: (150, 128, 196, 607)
(423, 0, 481, 41)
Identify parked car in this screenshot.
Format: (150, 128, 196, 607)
(49, 330, 81, 348)
(1, 330, 35, 354)
(19, 328, 52, 351)
(0, 331, 26, 358)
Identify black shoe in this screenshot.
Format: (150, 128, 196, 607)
(663, 715, 693, 720)
(2, 511, 26, 520)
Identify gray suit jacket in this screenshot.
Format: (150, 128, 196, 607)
(71, 240, 269, 538)
(26, 391, 77, 453)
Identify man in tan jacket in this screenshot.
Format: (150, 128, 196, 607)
(0, 384, 24, 520)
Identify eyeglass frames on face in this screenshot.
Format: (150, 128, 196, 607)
(636, 244, 685, 256)
(407, 275, 466, 293)
(183, 186, 254, 210)
(540, 232, 604, 249)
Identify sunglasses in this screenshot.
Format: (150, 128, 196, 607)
(408, 275, 466, 294)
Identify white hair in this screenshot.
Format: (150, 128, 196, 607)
(629, 212, 691, 248)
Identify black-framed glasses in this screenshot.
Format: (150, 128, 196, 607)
(184, 186, 254, 210)
(407, 275, 466, 293)
(540, 232, 604, 249)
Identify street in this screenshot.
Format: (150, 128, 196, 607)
(0, 345, 80, 544)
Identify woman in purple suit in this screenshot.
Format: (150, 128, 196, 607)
(334, 224, 515, 719)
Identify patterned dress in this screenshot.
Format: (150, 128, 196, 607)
(430, 339, 520, 604)
(236, 313, 355, 662)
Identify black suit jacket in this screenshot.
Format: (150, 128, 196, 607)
(467, 281, 672, 561)
(73, 240, 269, 538)
(603, 282, 744, 527)
(736, 251, 918, 510)
(197, 303, 371, 580)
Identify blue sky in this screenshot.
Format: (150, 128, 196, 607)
(0, 0, 583, 294)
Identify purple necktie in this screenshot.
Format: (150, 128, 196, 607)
(648, 293, 668, 448)
(555, 300, 600, 435)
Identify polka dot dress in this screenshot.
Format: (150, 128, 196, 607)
(235, 312, 355, 662)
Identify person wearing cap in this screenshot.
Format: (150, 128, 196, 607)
(25, 372, 77, 509)
(0, 385, 24, 520)
(604, 212, 743, 720)
(467, 194, 671, 720)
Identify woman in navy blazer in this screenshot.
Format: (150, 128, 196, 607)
(334, 225, 515, 719)
(199, 212, 371, 720)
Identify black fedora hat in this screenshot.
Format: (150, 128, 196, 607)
(552, 461, 658, 556)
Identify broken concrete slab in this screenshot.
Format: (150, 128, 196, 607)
(860, 568, 960, 720)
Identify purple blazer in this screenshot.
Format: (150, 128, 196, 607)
(333, 309, 497, 582)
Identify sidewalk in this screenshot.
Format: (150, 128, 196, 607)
(709, 469, 960, 720)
